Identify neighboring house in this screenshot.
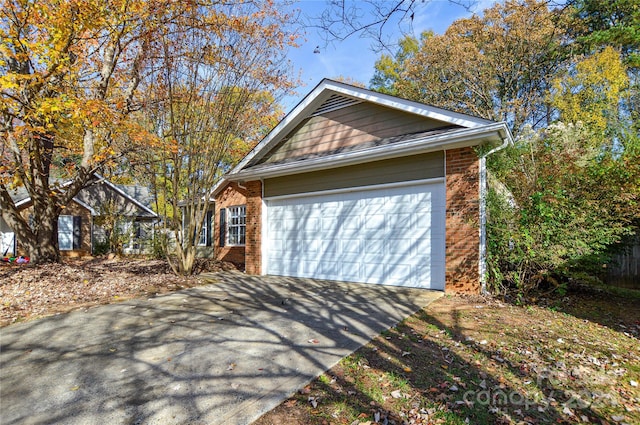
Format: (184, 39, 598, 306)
(178, 200, 215, 258)
(0, 175, 158, 257)
(208, 80, 514, 294)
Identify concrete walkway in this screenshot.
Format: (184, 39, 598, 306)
(0, 272, 442, 425)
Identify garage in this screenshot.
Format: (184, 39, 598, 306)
(264, 180, 446, 289)
(211, 79, 514, 293)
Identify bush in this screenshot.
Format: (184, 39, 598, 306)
(485, 124, 639, 299)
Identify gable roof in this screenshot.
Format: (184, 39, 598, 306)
(233, 79, 494, 172)
(7, 175, 157, 219)
(213, 79, 513, 194)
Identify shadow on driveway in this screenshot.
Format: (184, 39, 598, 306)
(0, 272, 442, 425)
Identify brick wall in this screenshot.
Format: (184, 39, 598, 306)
(214, 182, 248, 267)
(445, 147, 481, 293)
(244, 180, 262, 275)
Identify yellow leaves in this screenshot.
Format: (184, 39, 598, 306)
(0, 75, 21, 91)
(551, 47, 630, 133)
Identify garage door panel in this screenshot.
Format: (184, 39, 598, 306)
(301, 260, 316, 275)
(341, 239, 362, 254)
(364, 213, 386, 230)
(384, 237, 415, 255)
(362, 262, 386, 282)
(266, 181, 446, 290)
(364, 239, 385, 256)
(386, 263, 413, 280)
(340, 262, 362, 280)
(268, 237, 285, 252)
(321, 240, 340, 254)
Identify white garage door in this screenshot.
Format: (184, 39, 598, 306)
(264, 181, 446, 289)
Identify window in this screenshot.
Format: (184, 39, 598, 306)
(198, 211, 212, 247)
(198, 218, 208, 246)
(226, 206, 246, 246)
(58, 215, 73, 250)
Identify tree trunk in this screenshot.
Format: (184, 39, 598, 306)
(0, 186, 62, 264)
(24, 232, 60, 263)
(178, 245, 196, 276)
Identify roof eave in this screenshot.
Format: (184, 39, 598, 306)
(228, 123, 510, 182)
(228, 79, 496, 177)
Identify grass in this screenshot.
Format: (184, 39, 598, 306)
(254, 286, 640, 425)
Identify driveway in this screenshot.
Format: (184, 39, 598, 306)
(0, 272, 442, 425)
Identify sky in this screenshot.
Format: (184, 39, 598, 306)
(281, 0, 497, 112)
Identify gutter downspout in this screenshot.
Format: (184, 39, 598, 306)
(479, 137, 512, 294)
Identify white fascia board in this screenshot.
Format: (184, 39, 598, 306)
(13, 177, 76, 208)
(210, 178, 230, 198)
(14, 198, 31, 208)
(230, 79, 495, 177)
(228, 122, 510, 181)
(230, 81, 334, 174)
(99, 179, 158, 218)
(71, 197, 97, 215)
(323, 80, 493, 128)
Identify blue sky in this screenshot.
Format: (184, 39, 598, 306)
(282, 0, 497, 111)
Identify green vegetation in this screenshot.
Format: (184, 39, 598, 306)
(370, 0, 640, 297)
(256, 291, 640, 425)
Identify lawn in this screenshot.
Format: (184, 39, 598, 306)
(254, 286, 640, 425)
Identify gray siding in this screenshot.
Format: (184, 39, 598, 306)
(264, 151, 444, 198)
(75, 183, 155, 219)
(260, 103, 446, 164)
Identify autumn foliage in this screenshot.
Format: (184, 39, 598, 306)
(0, 0, 299, 265)
(371, 0, 640, 294)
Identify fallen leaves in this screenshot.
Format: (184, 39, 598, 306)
(0, 258, 210, 326)
(254, 292, 640, 425)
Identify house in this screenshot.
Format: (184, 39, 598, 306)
(177, 199, 215, 258)
(0, 175, 158, 257)
(211, 80, 513, 293)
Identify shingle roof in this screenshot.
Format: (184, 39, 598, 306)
(244, 125, 462, 171)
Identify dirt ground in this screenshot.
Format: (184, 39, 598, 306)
(0, 257, 236, 327)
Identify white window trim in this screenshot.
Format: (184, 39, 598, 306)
(58, 215, 73, 251)
(226, 205, 246, 246)
(197, 216, 208, 246)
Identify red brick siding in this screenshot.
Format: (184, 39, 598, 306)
(445, 147, 481, 293)
(214, 182, 248, 267)
(244, 180, 262, 275)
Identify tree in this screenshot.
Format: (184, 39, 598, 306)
(313, 0, 475, 50)
(369, 33, 421, 95)
(486, 122, 640, 295)
(0, 0, 166, 263)
(370, 0, 570, 133)
(551, 46, 630, 136)
(565, 0, 640, 68)
(485, 44, 638, 294)
(141, 1, 298, 275)
(564, 0, 640, 129)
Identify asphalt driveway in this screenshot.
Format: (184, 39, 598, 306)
(0, 272, 442, 425)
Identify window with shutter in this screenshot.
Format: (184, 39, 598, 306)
(58, 216, 73, 250)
